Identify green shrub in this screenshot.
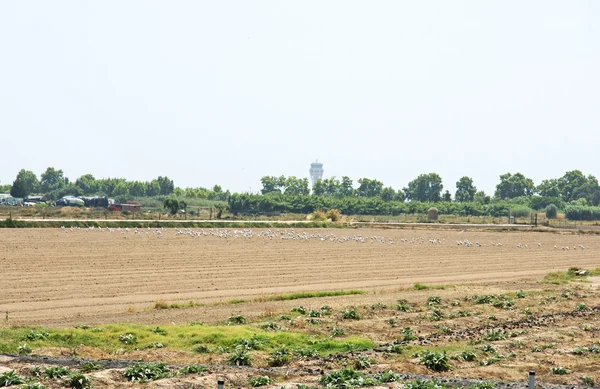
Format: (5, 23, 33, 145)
(330, 327, 345, 337)
(248, 376, 271, 387)
(341, 308, 360, 320)
(545, 204, 558, 219)
(43, 367, 71, 379)
(123, 362, 171, 382)
(510, 206, 533, 218)
(419, 350, 451, 372)
(268, 346, 292, 367)
(226, 314, 247, 325)
(66, 372, 92, 389)
(228, 346, 251, 366)
(118, 333, 137, 345)
(177, 364, 207, 375)
(79, 361, 102, 373)
(0, 370, 25, 386)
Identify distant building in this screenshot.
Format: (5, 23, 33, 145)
(309, 160, 324, 186)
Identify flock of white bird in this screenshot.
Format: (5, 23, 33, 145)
(58, 226, 589, 250)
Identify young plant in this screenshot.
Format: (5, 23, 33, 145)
(268, 346, 292, 367)
(419, 350, 451, 372)
(123, 362, 171, 382)
(0, 370, 25, 386)
(551, 366, 571, 375)
(66, 372, 92, 389)
(341, 308, 360, 320)
(353, 355, 374, 370)
(228, 346, 252, 366)
(330, 327, 345, 337)
(248, 376, 271, 387)
(118, 333, 137, 345)
(227, 314, 247, 325)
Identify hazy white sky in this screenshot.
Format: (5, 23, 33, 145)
(1, 1, 598, 195)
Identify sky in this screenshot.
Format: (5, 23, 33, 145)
(1, 1, 598, 196)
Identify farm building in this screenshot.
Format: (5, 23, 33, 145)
(109, 202, 141, 212)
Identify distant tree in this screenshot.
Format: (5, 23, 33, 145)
(156, 176, 174, 195)
(404, 173, 443, 202)
(39, 167, 65, 193)
(10, 178, 29, 198)
(393, 189, 405, 202)
(163, 199, 180, 215)
(558, 170, 587, 202)
(455, 176, 476, 203)
(473, 190, 490, 204)
(536, 179, 561, 198)
(494, 172, 535, 199)
(284, 176, 309, 195)
(340, 176, 354, 197)
(260, 176, 283, 195)
(112, 182, 130, 199)
(380, 186, 395, 201)
(443, 190, 452, 202)
(144, 180, 160, 197)
(357, 178, 384, 197)
(74, 174, 97, 194)
(16, 169, 39, 194)
(129, 181, 146, 197)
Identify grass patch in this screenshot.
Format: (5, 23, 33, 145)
(543, 267, 600, 285)
(413, 283, 451, 291)
(264, 290, 364, 301)
(0, 324, 374, 356)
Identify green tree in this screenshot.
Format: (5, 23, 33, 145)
(112, 182, 130, 199)
(15, 169, 39, 194)
(357, 178, 383, 197)
(455, 176, 476, 202)
(494, 172, 535, 199)
(536, 179, 561, 198)
(260, 176, 283, 195)
(75, 174, 97, 194)
(340, 176, 354, 197)
(163, 198, 185, 215)
(129, 181, 146, 197)
(393, 189, 405, 202)
(443, 190, 452, 202)
(39, 167, 65, 193)
(558, 170, 587, 202)
(380, 186, 395, 201)
(284, 176, 309, 195)
(473, 190, 490, 204)
(404, 173, 443, 202)
(156, 176, 174, 196)
(10, 178, 29, 198)
(146, 180, 161, 196)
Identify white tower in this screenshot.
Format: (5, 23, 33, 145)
(309, 160, 324, 185)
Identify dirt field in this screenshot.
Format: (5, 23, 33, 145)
(2, 227, 600, 387)
(1, 227, 599, 326)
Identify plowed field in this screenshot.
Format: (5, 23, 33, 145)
(1, 228, 599, 326)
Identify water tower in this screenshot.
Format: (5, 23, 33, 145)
(309, 160, 324, 185)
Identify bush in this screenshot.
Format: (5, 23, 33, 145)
(248, 376, 271, 387)
(0, 370, 25, 386)
(66, 372, 92, 389)
(510, 206, 533, 218)
(427, 207, 439, 221)
(419, 350, 451, 372)
(268, 346, 292, 367)
(545, 204, 558, 219)
(565, 205, 600, 221)
(228, 346, 252, 366)
(311, 209, 327, 221)
(327, 209, 342, 222)
(123, 362, 171, 382)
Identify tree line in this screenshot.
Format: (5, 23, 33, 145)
(2, 167, 227, 203)
(3, 168, 600, 219)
